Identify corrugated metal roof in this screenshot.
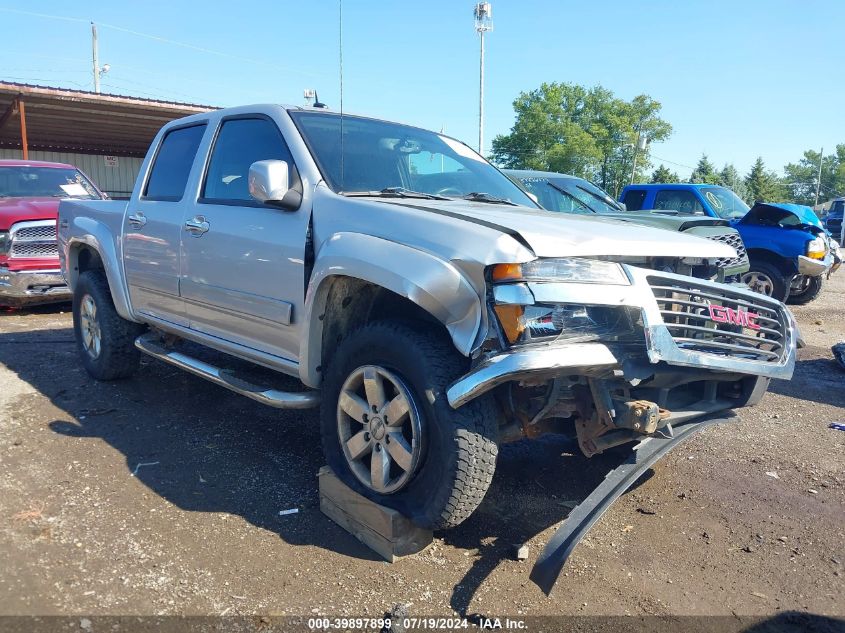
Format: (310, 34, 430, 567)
(0, 81, 218, 157)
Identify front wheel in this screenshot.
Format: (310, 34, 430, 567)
(741, 261, 789, 303)
(72, 270, 145, 381)
(320, 321, 499, 530)
(786, 275, 823, 305)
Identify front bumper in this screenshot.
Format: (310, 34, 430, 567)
(0, 268, 71, 306)
(797, 254, 833, 277)
(447, 266, 797, 408)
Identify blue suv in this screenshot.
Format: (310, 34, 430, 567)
(620, 183, 840, 304)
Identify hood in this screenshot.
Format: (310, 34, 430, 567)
(740, 202, 824, 231)
(387, 200, 737, 260)
(0, 197, 60, 229)
(598, 211, 729, 232)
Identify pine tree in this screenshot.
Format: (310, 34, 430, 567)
(650, 164, 679, 183)
(689, 154, 719, 184)
(744, 157, 787, 204)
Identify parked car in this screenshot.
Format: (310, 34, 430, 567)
(620, 183, 839, 304)
(506, 170, 749, 282)
(0, 159, 104, 307)
(58, 105, 796, 589)
(826, 197, 844, 237)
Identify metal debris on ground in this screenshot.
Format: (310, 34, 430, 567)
(130, 462, 159, 476)
(514, 543, 530, 561)
(765, 471, 780, 479)
(829, 423, 845, 432)
(278, 508, 299, 516)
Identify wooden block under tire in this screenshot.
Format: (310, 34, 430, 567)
(318, 466, 433, 562)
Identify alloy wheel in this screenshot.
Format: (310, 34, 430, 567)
(79, 294, 102, 359)
(336, 365, 423, 494)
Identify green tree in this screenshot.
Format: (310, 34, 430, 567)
(718, 163, 749, 202)
(490, 82, 672, 196)
(650, 164, 679, 183)
(744, 157, 787, 204)
(689, 154, 719, 184)
(783, 145, 845, 205)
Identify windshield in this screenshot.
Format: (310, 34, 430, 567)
(516, 176, 622, 215)
(0, 166, 101, 199)
(290, 111, 535, 206)
(701, 186, 749, 220)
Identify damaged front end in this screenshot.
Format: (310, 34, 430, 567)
(448, 258, 795, 453)
(446, 258, 798, 592)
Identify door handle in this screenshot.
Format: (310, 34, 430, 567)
(127, 212, 146, 229)
(184, 216, 210, 236)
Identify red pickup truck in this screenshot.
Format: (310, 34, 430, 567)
(0, 159, 104, 307)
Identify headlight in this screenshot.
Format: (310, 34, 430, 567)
(492, 258, 630, 285)
(807, 237, 826, 260)
(0, 231, 9, 256)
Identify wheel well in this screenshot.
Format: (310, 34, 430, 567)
(745, 248, 796, 276)
(319, 277, 446, 372)
(68, 245, 104, 288)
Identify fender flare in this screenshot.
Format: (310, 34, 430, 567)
(65, 218, 135, 321)
(299, 232, 483, 387)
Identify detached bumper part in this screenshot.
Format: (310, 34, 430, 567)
(446, 342, 618, 408)
(530, 412, 736, 595)
(797, 254, 831, 277)
(0, 268, 70, 306)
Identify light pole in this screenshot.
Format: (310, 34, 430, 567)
(474, 3, 492, 156)
(814, 146, 824, 210)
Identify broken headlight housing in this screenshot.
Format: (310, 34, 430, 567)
(492, 258, 630, 285)
(490, 258, 637, 345)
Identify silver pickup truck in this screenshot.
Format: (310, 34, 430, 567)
(58, 105, 797, 589)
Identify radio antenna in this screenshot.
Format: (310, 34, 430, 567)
(339, 0, 344, 190)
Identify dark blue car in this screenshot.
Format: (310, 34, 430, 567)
(620, 183, 840, 304)
(826, 197, 844, 236)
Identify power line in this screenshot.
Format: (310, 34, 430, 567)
(0, 7, 326, 79)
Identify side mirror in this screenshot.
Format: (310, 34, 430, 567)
(249, 160, 290, 204)
(617, 202, 627, 211)
(526, 192, 539, 205)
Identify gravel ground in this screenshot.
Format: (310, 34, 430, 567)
(0, 275, 843, 622)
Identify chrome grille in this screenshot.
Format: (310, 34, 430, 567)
(9, 220, 58, 259)
(648, 275, 787, 363)
(706, 230, 749, 269)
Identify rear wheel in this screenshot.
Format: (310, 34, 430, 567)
(73, 270, 144, 380)
(741, 261, 789, 303)
(786, 275, 823, 305)
(320, 321, 499, 530)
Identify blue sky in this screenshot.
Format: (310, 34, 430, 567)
(1, 1, 842, 177)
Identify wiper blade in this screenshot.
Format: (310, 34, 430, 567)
(462, 192, 517, 206)
(341, 187, 449, 200)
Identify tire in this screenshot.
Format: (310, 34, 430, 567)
(320, 321, 499, 530)
(741, 261, 789, 303)
(72, 270, 145, 381)
(786, 275, 823, 305)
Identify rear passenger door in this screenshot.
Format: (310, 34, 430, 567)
(180, 115, 309, 362)
(124, 123, 207, 326)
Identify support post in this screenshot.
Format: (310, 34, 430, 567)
(18, 98, 28, 160)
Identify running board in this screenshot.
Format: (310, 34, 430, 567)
(530, 412, 736, 595)
(135, 334, 320, 410)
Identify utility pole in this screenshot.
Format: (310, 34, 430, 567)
(630, 131, 648, 185)
(474, 3, 492, 156)
(92, 22, 100, 93)
(814, 146, 824, 209)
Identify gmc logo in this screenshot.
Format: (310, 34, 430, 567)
(707, 304, 761, 330)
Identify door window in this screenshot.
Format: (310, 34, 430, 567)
(653, 189, 704, 213)
(202, 117, 295, 203)
(622, 189, 647, 211)
(143, 124, 206, 201)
